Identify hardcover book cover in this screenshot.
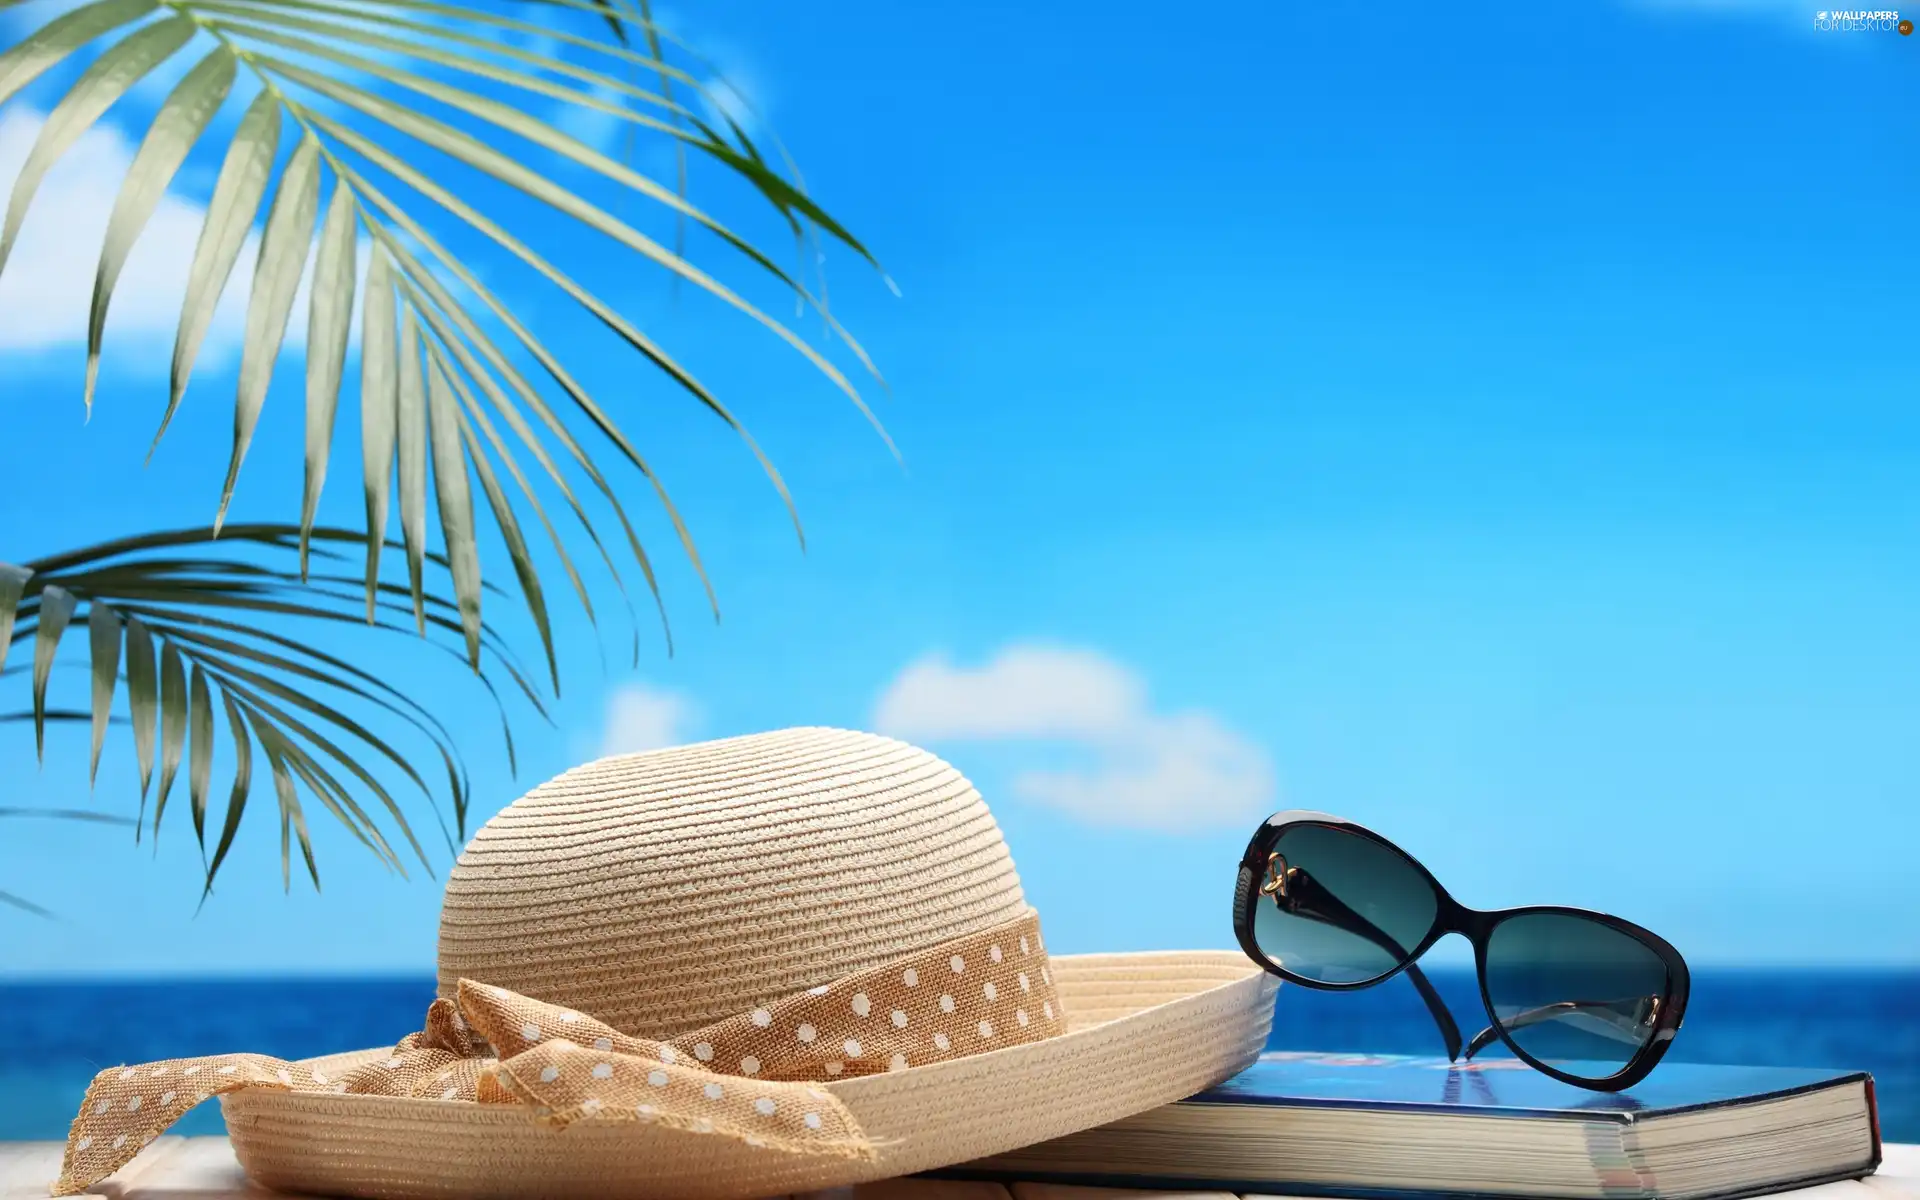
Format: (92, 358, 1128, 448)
(943, 1053, 1883, 1200)
(1198, 1052, 1881, 1128)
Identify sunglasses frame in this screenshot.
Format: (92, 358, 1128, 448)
(1233, 810, 1691, 1092)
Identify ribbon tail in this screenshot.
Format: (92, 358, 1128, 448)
(53, 1055, 304, 1196)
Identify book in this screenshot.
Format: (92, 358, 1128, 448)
(938, 1052, 1882, 1200)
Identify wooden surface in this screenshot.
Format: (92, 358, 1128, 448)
(0, 1140, 1914, 1200)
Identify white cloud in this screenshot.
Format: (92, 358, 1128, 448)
(597, 682, 697, 758)
(551, 80, 629, 153)
(876, 645, 1144, 741)
(0, 107, 372, 368)
(873, 645, 1275, 832)
(1015, 710, 1275, 832)
(0, 107, 246, 360)
(698, 71, 761, 137)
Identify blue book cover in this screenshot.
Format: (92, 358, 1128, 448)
(1195, 1051, 1881, 1129)
(940, 1052, 1882, 1200)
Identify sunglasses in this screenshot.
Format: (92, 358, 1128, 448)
(1232, 810, 1690, 1091)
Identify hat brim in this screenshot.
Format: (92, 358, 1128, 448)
(219, 952, 1276, 1200)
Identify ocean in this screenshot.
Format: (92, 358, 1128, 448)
(2, 968, 1914, 1144)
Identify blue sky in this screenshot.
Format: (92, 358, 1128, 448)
(1, 0, 1917, 975)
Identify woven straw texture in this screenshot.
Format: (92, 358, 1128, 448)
(56, 908, 1068, 1196)
(222, 954, 1275, 1200)
(203, 728, 1278, 1200)
(437, 728, 1030, 1036)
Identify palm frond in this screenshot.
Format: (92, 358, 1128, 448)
(1, 524, 536, 899)
(0, 0, 890, 664)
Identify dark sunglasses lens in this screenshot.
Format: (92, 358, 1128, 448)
(1483, 912, 1672, 1078)
(1249, 824, 1439, 985)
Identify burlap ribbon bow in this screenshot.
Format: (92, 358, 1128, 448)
(56, 913, 1061, 1197)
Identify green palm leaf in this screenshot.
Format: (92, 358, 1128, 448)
(425, 352, 485, 670)
(0, 564, 29, 675)
(87, 599, 122, 782)
(217, 133, 321, 531)
(123, 613, 158, 806)
(359, 249, 399, 618)
(1, 525, 538, 896)
(0, 13, 197, 277)
(0, 0, 890, 668)
(161, 89, 279, 450)
(87, 48, 236, 412)
(396, 309, 429, 632)
(301, 183, 358, 574)
(154, 635, 186, 828)
(31, 584, 77, 760)
(0, 0, 157, 109)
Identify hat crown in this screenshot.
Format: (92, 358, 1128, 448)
(436, 727, 1028, 1037)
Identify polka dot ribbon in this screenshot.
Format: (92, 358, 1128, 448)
(53, 912, 1062, 1196)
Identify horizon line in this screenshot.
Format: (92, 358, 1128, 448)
(4, 962, 1918, 986)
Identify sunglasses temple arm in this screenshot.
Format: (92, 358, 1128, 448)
(1462, 998, 1657, 1061)
(1403, 962, 1464, 1063)
(1287, 871, 1464, 1061)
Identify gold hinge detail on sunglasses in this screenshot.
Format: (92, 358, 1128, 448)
(1260, 851, 1293, 899)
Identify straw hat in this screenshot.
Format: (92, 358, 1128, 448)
(56, 727, 1277, 1200)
